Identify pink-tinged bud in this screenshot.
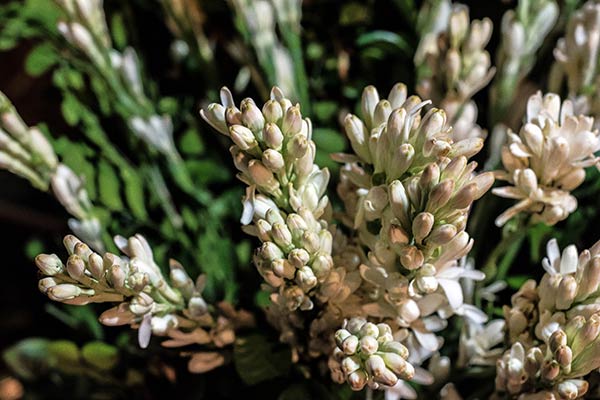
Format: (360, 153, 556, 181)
(341, 355, 361, 375)
(263, 123, 284, 150)
(240, 99, 265, 132)
(282, 106, 302, 136)
(66, 255, 86, 280)
(412, 212, 434, 244)
(341, 335, 359, 355)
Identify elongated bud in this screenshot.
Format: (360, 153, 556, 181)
(241, 99, 265, 132)
(66, 254, 86, 280)
(412, 212, 434, 243)
(282, 106, 302, 136)
(264, 123, 284, 150)
(36, 254, 63, 276)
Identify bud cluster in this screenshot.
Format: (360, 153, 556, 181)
(35, 234, 254, 372)
(491, 0, 558, 120)
(202, 87, 332, 311)
(551, 0, 600, 125)
(415, 1, 494, 141)
(329, 318, 415, 391)
(0, 92, 102, 251)
(334, 83, 492, 377)
(496, 238, 600, 398)
(494, 92, 600, 226)
(56, 0, 178, 158)
(0, 92, 58, 190)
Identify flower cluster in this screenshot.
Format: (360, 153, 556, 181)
(494, 92, 600, 226)
(495, 238, 600, 399)
(551, 0, 600, 124)
(202, 82, 496, 393)
(0, 92, 102, 250)
(202, 87, 333, 311)
(56, 0, 178, 159)
(36, 234, 254, 372)
(335, 83, 493, 364)
(415, 0, 494, 141)
(329, 317, 414, 391)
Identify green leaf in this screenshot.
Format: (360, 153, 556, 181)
(98, 160, 124, 211)
(312, 128, 346, 153)
(507, 275, 530, 290)
(67, 304, 105, 340)
(110, 13, 127, 50)
(24, 238, 44, 260)
(121, 168, 148, 220)
(158, 97, 179, 115)
(313, 101, 338, 121)
(25, 42, 57, 77)
(47, 340, 80, 367)
(61, 93, 82, 126)
(82, 342, 119, 371)
(179, 128, 205, 156)
(356, 30, 412, 57)
(234, 334, 291, 385)
(186, 159, 231, 185)
(3, 338, 50, 380)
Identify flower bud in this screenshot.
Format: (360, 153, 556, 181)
(360, 336, 378, 355)
(241, 99, 265, 132)
(48, 283, 83, 301)
(262, 100, 283, 123)
(262, 149, 284, 171)
(288, 248, 310, 268)
(66, 254, 86, 280)
(229, 125, 257, 151)
(35, 254, 63, 276)
(412, 212, 434, 243)
(342, 335, 359, 355)
(263, 123, 284, 150)
(282, 106, 302, 136)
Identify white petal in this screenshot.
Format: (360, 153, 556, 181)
(438, 278, 464, 310)
(560, 245, 579, 275)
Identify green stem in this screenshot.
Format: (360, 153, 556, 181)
(280, 26, 310, 113)
(481, 219, 528, 284)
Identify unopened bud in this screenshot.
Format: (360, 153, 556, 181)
(35, 254, 63, 276)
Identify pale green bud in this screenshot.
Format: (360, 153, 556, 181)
(382, 353, 414, 380)
(39, 277, 58, 293)
(296, 266, 317, 291)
